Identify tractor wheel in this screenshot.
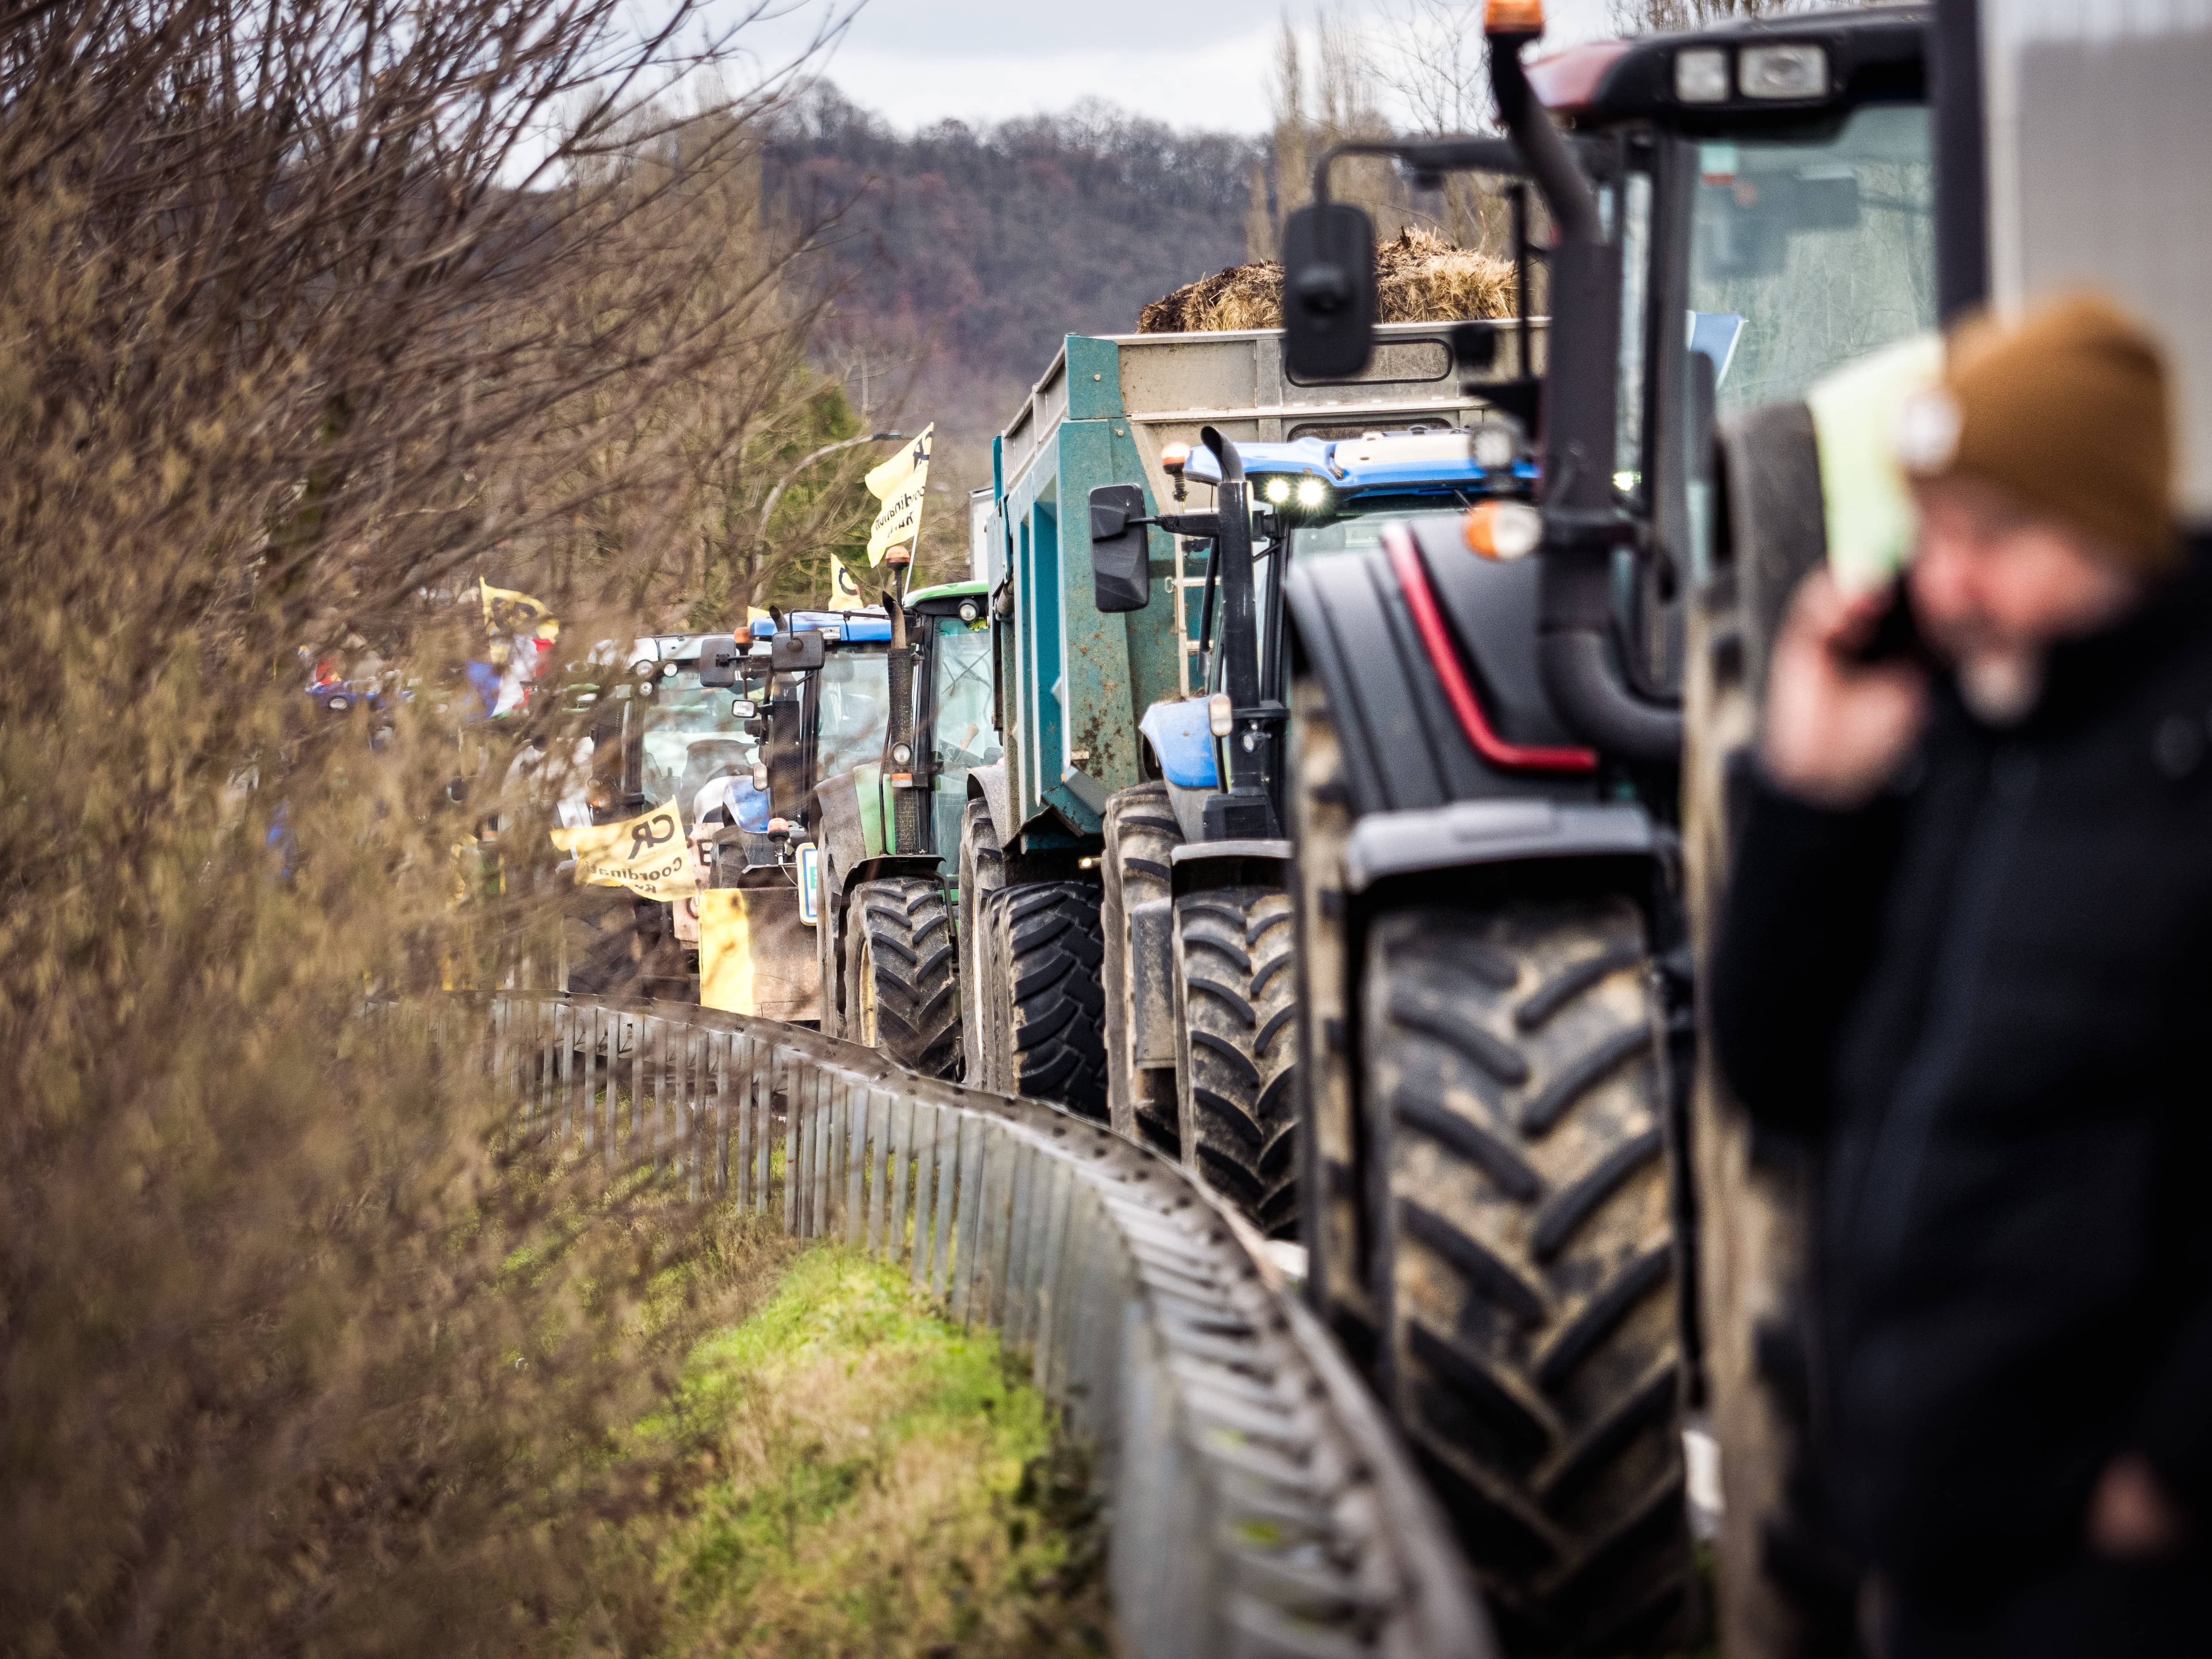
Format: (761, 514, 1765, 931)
(843, 878, 961, 1079)
(1287, 670, 1379, 1371)
(1101, 780, 1183, 1153)
(957, 797, 1005, 1084)
(1171, 887, 1298, 1236)
(987, 880, 1108, 1118)
(1364, 895, 1695, 1655)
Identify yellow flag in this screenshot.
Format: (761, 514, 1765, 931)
(827, 558, 867, 611)
(549, 803, 694, 901)
(864, 424, 933, 568)
(480, 579, 554, 636)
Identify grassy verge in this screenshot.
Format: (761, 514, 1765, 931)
(649, 1244, 1110, 1658)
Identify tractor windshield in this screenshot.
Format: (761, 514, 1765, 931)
(1686, 102, 1936, 413)
(812, 648, 891, 782)
(632, 672, 757, 826)
(929, 616, 1000, 858)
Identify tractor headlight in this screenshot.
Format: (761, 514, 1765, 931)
(1295, 477, 1329, 510)
(1674, 46, 1728, 104)
(1739, 43, 1828, 100)
(1263, 476, 1291, 504)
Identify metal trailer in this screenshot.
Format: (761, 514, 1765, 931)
(1274, 5, 1937, 1651)
(966, 326, 1546, 1215)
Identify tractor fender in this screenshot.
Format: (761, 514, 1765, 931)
(1340, 798, 1656, 895)
(964, 760, 1012, 850)
(813, 771, 868, 887)
(1285, 529, 1601, 820)
(1138, 700, 1220, 843)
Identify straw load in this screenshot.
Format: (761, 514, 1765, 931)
(1137, 227, 1516, 334)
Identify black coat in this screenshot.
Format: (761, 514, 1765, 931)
(1712, 560, 2212, 1602)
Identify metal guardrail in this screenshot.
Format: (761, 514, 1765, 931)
(490, 993, 1495, 1659)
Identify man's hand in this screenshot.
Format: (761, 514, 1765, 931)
(1762, 572, 1930, 810)
(2089, 1454, 2191, 1558)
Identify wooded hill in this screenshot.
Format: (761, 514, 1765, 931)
(770, 87, 1265, 513)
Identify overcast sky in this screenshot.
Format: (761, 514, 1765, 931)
(718, 0, 1621, 134)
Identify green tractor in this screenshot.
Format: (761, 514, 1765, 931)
(806, 581, 998, 1076)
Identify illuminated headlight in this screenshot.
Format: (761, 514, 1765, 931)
(1263, 476, 1291, 504)
(891, 742, 913, 765)
(1472, 426, 1517, 469)
(1295, 477, 1329, 509)
(1739, 43, 1828, 100)
(1674, 47, 1728, 104)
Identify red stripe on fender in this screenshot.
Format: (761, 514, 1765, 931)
(1383, 523, 1598, 775)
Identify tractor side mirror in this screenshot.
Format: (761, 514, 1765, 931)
(698, 634, 741, 687)
(1088, 484, 1152, 613)
(730, 697, 757, 718)
(770, 629, 826, 672)
(1281, 203, 1377, 382)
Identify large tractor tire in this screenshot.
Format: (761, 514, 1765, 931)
(1172, 887, 1298, 1236)
(1287, 671, 1381, 1372)
(985, 880, 1108, 1118)
(957, 798, 1005, 1084)
(1101, 780, 1183, 1154)
(1363, 895, 1695, 1656)
(842, 877, 961, 1079)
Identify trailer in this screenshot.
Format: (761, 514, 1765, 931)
(967, 325, 1536, 1226)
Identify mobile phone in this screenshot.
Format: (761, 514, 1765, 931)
(1844, 577, 1928, 667)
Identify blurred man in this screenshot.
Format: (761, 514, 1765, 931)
(1712, 294, 2210, 1657)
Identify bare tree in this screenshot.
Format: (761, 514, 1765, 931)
(1245, 11, 1414, 261)
(0, 2, 877, 1654)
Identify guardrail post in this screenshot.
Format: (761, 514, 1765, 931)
(911, 1103, 939, 1288)
(848, 1088, 871, 1248)
(555, 1003, 572, 1141)
(735, 1036, 754, 1206)
(929, 1110, 960, 1299)
(866, 1089, 890, 1256)
(837, 1080, 854, 1238)
(752, 1040, 772, 1212)
(1006, 1135, 1033, 1337)
(885, 1095, 911, 1264)
(780, 1051, 800, 1234)
(710, 1030, 727, 1192)
(1035, 1158, 1075, 1395)
(985, 1128, 1019, 1330)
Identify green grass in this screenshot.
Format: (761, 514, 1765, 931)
(648, 1244, 1110, 1659)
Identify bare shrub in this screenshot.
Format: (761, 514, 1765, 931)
(0, 0, 849, 1652)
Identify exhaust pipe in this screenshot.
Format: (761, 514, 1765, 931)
(1488, 5, 1682, 764)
